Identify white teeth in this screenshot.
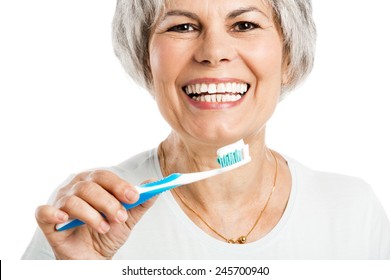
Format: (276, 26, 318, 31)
(195, 83, 201, 93)
(208, 84, 217, 94)
(242, 83, 248, 93)
(217, 83, 225, 93)
(225, 83, 232, 92)
(184, 82, 248, 95)
(184, 81, 248, 103)
(200, 83, 208, 92)
(222, 94, 228, 102)
(192, 94, 242, 102)
(231, 83, 237, 93)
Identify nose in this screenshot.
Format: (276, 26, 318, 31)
(193, 28, 236, 66)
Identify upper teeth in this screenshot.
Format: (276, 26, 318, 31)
(184, 82, 248, 95)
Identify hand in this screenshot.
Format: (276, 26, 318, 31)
(35, 170, 157, 259)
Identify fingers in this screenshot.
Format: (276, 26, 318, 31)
(57, 180, 131, 233)
(36, 205, 69, 236)
(57, 194, 115, 234)
(49, 170, 161, 235)
(86, 170, 139, 204)
(53, 170, 143, 232)
(70, 180, 129, 224)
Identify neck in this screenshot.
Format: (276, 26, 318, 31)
(159, 131, 277, 210)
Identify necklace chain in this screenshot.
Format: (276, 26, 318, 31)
(160, 143, 278, 244)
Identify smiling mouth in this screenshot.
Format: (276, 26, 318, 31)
(182, 82, 249, 102)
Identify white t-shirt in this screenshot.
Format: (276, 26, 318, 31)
(22, 149, 390, 259)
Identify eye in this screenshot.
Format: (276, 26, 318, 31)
(232, 21, 260, 32)
(167, 23, 197, 33)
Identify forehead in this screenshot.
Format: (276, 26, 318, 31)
(163, 0, 274, 18)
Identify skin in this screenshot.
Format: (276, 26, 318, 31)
(35, 0, 292, 259)
(150, 0, 291, 242)
(35, 171, 156, 259)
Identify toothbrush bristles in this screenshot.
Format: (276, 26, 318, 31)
(216, 139, 249, 168)
(217, 149, 243, 168)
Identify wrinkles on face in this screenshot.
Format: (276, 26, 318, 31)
(149, 0, 285, 150)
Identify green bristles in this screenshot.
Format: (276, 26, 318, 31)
(217, 149, 243, 168)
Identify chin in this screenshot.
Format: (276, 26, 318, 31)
(191, 129, 246, 147)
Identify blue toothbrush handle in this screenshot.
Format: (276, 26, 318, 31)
(56, 190, 178, 231)
(122, 184, 179, 209)
(122, 173, 181, 209)
(56, 174, 182, 231)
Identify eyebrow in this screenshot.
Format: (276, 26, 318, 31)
(162, 10, 200, 22)
(161, 6, 269, 22)
(227, 6, 269, 20)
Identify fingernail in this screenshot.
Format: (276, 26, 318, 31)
(125, 189, 137, 202)
(55, 211, 68, 222)
(116, 209, 128, 223)
(99, 221, 110, 233)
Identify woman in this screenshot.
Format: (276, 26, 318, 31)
(22, 0, 390, 259)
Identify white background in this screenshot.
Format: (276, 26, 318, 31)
(0, 0, 389, 268)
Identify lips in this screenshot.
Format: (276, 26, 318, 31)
(182, 81, 250, 103)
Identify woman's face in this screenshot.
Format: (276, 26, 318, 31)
(149, 0, 286, 146)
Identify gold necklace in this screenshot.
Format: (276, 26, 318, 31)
(168, 148, 278, 244)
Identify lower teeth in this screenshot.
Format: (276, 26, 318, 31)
(191, 94, 242, 102)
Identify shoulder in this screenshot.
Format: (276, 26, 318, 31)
(288, 156, 372, 202)
(288, 157, 390, 258)
(116, 149, 156, 171)
(286, 156, 386, 222)
(288, 156, 390, 228)
(284, 156, 390, 259)
(109, 148, 160, 185)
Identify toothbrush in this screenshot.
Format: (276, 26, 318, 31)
(56, 139, 251, 231)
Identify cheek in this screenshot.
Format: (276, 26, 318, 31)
(149, 37, 190, 84)
(153, 85, 182, 132)
(241, 38, 284, 82)
(244, 42, 284, 115)
(149, 38, 190, 128)
(240, 40, 283, 123)
(149, 44, 172, 83)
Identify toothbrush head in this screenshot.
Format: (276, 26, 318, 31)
(216, 139, 251, 168)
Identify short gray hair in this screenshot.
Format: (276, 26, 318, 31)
(112, 0, 316, 98)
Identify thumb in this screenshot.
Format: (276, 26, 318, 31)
(125, 178, 159, 228)
(35, 205, 72, 242)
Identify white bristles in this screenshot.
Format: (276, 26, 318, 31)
(216, 139, 250, 168)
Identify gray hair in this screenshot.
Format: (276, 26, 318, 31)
(112, 0, 316, 98)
